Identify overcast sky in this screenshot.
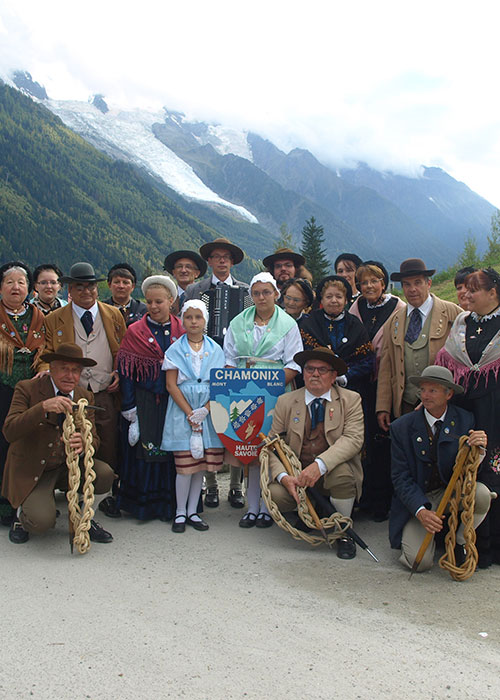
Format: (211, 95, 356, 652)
(1, 0, 499, 207)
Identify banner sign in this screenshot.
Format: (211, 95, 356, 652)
(209, 368, 286, 463)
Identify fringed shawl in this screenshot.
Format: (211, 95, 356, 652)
(117, 313, 185, 382)
(436, 311, 500, 391)
(0, 302, 45, 375)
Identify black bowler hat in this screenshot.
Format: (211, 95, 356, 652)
(163, 250, 207, 277)
(60, 262, 105, 284)
(390, 258, 436, 282)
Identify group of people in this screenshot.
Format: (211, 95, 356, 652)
(0, 237, 499, 572)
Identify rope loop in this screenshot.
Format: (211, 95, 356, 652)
(260, 435, 352, 546)
(62, 398, 96, 554)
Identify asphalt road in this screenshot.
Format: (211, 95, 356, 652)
(1, 474, 499, 700)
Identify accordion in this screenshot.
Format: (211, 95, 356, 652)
(201, 286, 253, 346)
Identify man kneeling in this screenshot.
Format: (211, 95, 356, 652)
(389, 365, 491, 571)
(2, 343, 115, 544)
(267, 347, 364, 559)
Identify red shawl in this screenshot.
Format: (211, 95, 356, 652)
(0, 302, 45, 375)
(117, 313, 185, 381)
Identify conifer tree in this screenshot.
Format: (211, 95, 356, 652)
(274, 222, 294, 250)
(300, 216, 330, 286)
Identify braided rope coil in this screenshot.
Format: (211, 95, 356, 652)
(438, 436, 481, 581)
(62, 399, 96, 555)
(259, 436, 352, 546)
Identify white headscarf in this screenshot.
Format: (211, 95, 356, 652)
(249, 271, 279, 292)
(180, 299, 209, 328)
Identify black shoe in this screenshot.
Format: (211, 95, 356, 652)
(453, 543, 467, 566)
(172, 515, 186, 533)
(186, 515, 209, 531)
(372, 511, 389, 523)
(1, 513, 14, 527)
(89, 519, 113, 543)
(337, 535, 356, 559)
(98, 496, 122, 518)
(239, 512, 257, 528)
(204, 486, 219, 508)
(9, 516, 29, 544)
(228, 487, 245, 509)
(255, 513, 273, 528)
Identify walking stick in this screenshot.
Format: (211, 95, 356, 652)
(409, 439, 471, 578)
(258, 432, 333, 548)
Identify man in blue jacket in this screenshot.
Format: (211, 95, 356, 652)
(389, 365, 491, 571)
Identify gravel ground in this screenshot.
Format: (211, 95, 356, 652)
(1, 473, 499, 700)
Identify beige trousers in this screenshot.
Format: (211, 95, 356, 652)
(269, 462, 357, 513)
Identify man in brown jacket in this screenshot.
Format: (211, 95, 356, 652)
(39, 262, 126, 517)
(376, 258, 461, 431)
(266, 347, 364, 559)
(3, 343, 115, 544)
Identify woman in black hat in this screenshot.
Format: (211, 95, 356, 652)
(349, 261, 405, 520)
(0, 261, 45, 525)
(299, 275, 374, 396)
(334, 253, 363, 307)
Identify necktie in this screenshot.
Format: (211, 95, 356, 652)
(310, 398, 325, 430)
(430, 420, 443, 461)
(178, 292, 185, 309)
(57, 391, 70, 426)
(81, 310, 94, 336)
(217, 281, 228, 288)
(405, 308, 422, 344)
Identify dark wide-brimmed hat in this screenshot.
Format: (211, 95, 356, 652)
(263, 248, 305, 270)
(163, 250, 207, 277)
(390, 258, 436, 282)
(60, 262, 105, 284)
(408, 365, 463, 394)
(41, 342, 97, 367)
(294, 347, 348, 375)
(199, 238, 244, 264)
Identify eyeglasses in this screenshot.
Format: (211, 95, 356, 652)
(252, 289, 274, 297)
(303, 365, 334, 375)
(283, 294, 305, 304)
(209, 254, 232, 262)
(275, 261, 295, 269)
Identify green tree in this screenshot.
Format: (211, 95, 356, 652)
(230, 406, 240, 422)
(274, 222, 294, 250)
(483, 210, 500, 266)
(457, 233, 481, 269)
(300, 216, 330, 286)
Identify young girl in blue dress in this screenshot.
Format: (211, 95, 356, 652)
(161, 300, 225, 532)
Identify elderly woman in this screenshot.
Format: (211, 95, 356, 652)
(335, 253, 362, 306)
(31, 264, 67, 315)
(436, 268, 500, 567)
(349, 261, 405, 520)
(299, 275, 374, 396)
(116, 274, 184, 521)
(224, 272, 303, 528)
(0, 262, 45, 524)
(280, 278, 315, 321)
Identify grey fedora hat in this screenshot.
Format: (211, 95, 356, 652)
(60, 262, 105, 284)
(409, 365, 463, 394)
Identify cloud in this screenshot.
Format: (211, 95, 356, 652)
(1, 0, 500, 205)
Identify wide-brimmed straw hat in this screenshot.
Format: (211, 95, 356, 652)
(408, 365, 463, 394)
(199, 238, 244, 264)
(294, 347, 348, 375)
(390, 258, 436, 282)
(60, 262, 105, 284)
(41, 342, 97, 367)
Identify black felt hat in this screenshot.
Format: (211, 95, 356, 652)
(390, 258, 436, 282)
(163, 250, 207, 277)
(294, 347, 348, 375)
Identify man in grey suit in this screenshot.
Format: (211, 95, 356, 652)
(184, 237, 249, 509)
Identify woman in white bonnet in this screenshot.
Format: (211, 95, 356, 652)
(224, 272, 303, 528)
(161, 300, 225, 532)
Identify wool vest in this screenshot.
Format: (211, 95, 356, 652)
(402, 310, 432, 406)
(299, 408, 330, 469)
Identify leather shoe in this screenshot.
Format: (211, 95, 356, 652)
(172, 516, 186, 533)
(9, 516, 29, 544)
(89, 519, 113, 543)
(186, 515, 209, 531)
(256, 513, 273, 528)
(228, 487, 245, 508)
(454, 543, 467, 566)
(1, 512, 14, 527)
(239, 512, 257, 528)
(204, 486, 219, 508)
(337, 535, 356, 559)
(98, 496, 121, 518)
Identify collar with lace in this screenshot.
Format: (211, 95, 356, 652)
(323, 310, 345, 322)
(366, 293, 392, 309)
(470, 305, 500, 323)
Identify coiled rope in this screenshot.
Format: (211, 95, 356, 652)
(260, 436, 352, 546)
(438, 436, 481, 581)
(62, 399, 96, 554)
